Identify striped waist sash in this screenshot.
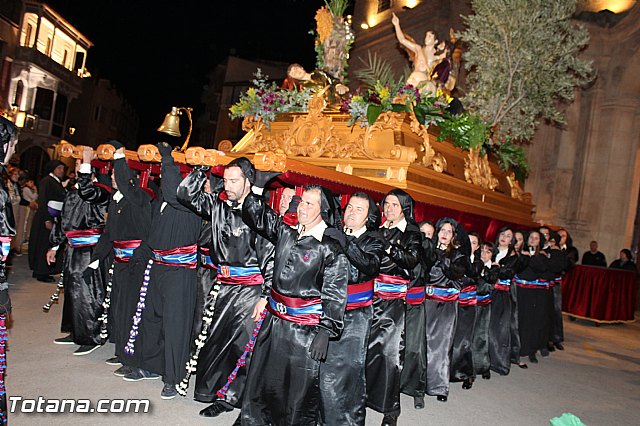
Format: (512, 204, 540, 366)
(66, 228, 103, 248)
(459, 285, 477, 306)
(216, 265, 263, 285)
(268, 288, 322, 325)
(346, 280, 374, 310)
(374, 274, 409, 300)
(514, 276, 549, 289)
(406, 286, 426, 305)
(199, 247, 216, 270)
(151, 244, 197, 269)
(494, 278, 512, 292)
(113, 239, 142, 263)
(425, 285, 460, 302)
(476, 293, 492, 306)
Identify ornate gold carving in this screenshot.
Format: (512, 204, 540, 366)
(217, 140, 233, 152)
(409, 113, 446, 172)
(506, 172, 524, 200)
(253, 152, 287, 172)
(58, 142, 86, 159)
(464, 148, 498, 190)
(184, 147, 225, 166)
(96, 144, 115, 161)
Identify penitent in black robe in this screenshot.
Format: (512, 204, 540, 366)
(91, 157, 153, 366)
(450, 254, 481, 384)
(177, 168, 274, 407)
(546, 249, 569, 345)
(424, 249, 467, 398)
(191, 221, 214, 354)
(319, 230, 384, 426)
(29, 173, 66, 277)
(135, 153, 201, 386)
(472, 263, 495, 378)
(366, 223, 422, 416)
(488, 251, 521, 375)
(516, 253, 550, 358)
(241, 192, 348, 426)
(52, 172, 110, 345)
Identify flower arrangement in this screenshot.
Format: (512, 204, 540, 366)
(229, 69, 313, 127)
(344, 81, 450, 127)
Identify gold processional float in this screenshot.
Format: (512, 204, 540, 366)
(56, 95, 534, 230)
(56, 1, 535, 230)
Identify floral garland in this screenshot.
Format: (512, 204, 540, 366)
(176, 280, 221, 397)
(99, 262, 115, 340)
(124, 259, 153, 356)
(215, 309, 267, 399)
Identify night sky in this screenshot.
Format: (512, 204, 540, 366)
(45, 0, 334, 145)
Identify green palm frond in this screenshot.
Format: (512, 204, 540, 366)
(354, 52, 397, 89)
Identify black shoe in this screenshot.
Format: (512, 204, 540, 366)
(540, 348, 549, 358)
(123, 368, 161, 382)
(547, 342, 556, 352)
(36, 274, 55, 283)
(381, 414, 398, 426)
(529, 354, 538, 363)
(518, 362, 528, 369)
(113, 366, 133, 377)
(54, 334, 74, 345)
(232, 414, 242, 426)
(161, 383, 178, 400)
(437, 395, 447, 402)
(105, 356, 121, 366)
(73, 345, 100, 356)
(482, 371, 491, 380)
(554, 342, 565, 351)
(413, 395, 424, 409)
(462, 378, 473, 390)
(199, 401, 234, 418)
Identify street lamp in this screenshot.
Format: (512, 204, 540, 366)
(157, 106, 193, 152)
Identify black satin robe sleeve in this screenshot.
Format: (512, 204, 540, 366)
(256, 235, 275, 299)
(160, 154, 192, 212)
(344, 233, 384, 282)
(429, 249, 467, 290)
(242, 192, 282, 245)
(318, 240, 349, 337)
(49, 212, 65, 248)
(388, 228, 422, 272)
(0, 183, 14, 237)
(113, 158, 147, 207)
(91, 219, 114, 262)
(497, 253, 519, 280)
(176, 167, 214, 218)
(76, 172, 110, 205)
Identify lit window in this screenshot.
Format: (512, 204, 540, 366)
(378, 0, 392, 13)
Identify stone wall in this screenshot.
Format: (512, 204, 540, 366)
(525, 4, 640, 262)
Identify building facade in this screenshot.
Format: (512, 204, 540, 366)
(350, 0, 639, 261)
(1, 1, 92, 177)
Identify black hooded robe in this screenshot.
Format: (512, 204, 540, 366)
(240, 191, 348, 426)
(516, 254, 550, 358)
(29, 160, 66, 277)
(177, 165, 274, 407)
(319, 228, 384, 426)
(133, 152, 201, 386)
(90, 157, 153, 366)
(366, 189, 422, 416)
(52, 171, 110, 345)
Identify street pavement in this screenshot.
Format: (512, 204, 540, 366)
(5, 255, 640, 425)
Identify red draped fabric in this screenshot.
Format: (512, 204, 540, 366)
(562, 265, 638, 322)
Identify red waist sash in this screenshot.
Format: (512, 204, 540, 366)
(406, 286, 426, 305)
(268, 288, 322, 326)
(151, 244, 198, 269)
(346, 280, 374, 310)
(113, 239, 142, 263)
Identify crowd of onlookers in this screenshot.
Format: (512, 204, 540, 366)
(580, 239, 637, 272)
(4, 165, 38, 255)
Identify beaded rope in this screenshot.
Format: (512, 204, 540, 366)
(42, 272, 64, 312)
(124, 259, 153, 356)
(98, 262, 115, 340)
(0, 314, 8, 424)
(176, 280, 221, 396)
(215, 309, 267, 399)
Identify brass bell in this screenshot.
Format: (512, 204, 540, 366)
(157, 107, 181, 137)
